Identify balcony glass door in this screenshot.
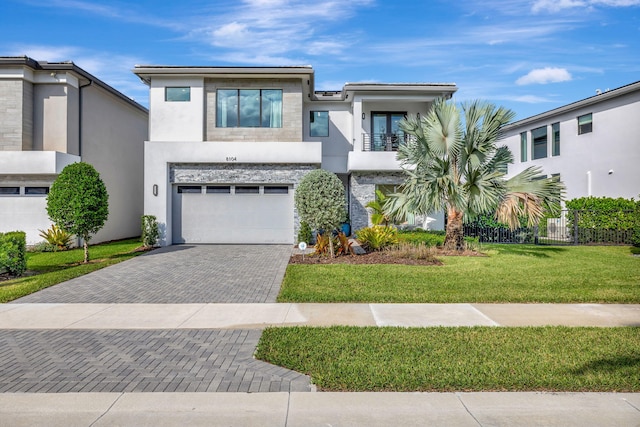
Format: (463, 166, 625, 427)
(372, 112, 406, 151)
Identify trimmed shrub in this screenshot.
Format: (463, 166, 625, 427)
(141, 215, 159, 248)
(297, 221, 313, 245)
(356, 226, 399, 251)
(566, 196, 640, 244)
(0, 231, 27, 276)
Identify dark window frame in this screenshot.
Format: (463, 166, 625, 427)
(520, 131, 528, 162)
(234, 186, 260, 194)
(216, 89, 283, 128)
(177, 185, 202, 194)
(0, 186, 20, 195)
(531, 125, 548, 160)
(24, 186, 49, 195)
(578, 113, 593, 135)
(309, 111, 329, 137)
(552, 122, 560, 156)
(165, 87, 191, 102)
(206, 185, 231, 194)
(264, 186, 289, 195)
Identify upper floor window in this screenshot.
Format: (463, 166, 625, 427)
(165, 87, 191, 102)
(551, 122, 560, 156)
(520, 132, 528, 162)
(531, 126, 548, 160)
(216, 89, 282, 128)
(310, 111, 329, 137)
(578, 113, 592, 135)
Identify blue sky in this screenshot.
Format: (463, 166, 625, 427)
(2, 0, 639, 119)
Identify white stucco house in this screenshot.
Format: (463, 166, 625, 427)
(502, 80, 640, 202)
(0, 56, 148, 245)
(133, 65, 457, 245)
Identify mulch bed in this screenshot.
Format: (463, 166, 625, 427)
(290, 248, 484, 266)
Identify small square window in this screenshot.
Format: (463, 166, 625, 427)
(578, 113, 592, 135)
(206, 186, 231, 194)
(25, 187, 49, 195)
(0, 186, 20, 195)
(310, 111, 329, 137)
(165, 87, 191, 102)
(235, 186, 259, 194)
(177, 186, 202, 194)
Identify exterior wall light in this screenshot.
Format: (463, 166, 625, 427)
(153, 184, 158, 196)
(362, 112, 365, 120)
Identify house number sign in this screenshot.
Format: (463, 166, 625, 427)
(225, 156, 237, 162)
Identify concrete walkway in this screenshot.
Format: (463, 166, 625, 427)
(1, 391, 639, 426)
(0, 302, 639, 329)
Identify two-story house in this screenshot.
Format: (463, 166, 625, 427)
(0, 57, 148, 245)
(502, 80, 640, 202)
(133, 65, 457, 245)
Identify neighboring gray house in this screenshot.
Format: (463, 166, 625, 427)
(133, 65, 456, 245)
(502, 80, 640, 202)
(0, 56, 148, 245)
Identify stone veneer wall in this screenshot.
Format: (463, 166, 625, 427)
(349, 172, 405, 232)
(0, 79, 32, 151)
(204, 79, 302, 142)
(171, 163, 318, 242)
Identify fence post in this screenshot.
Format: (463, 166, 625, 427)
(573, 210, 579, 245)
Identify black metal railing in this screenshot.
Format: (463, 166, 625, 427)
(362, 133, 415, 152)
(463, 209, 639, 245)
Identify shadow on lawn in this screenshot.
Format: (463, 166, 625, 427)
(489, 245, 568, 258)
(570, 355, 640, 376)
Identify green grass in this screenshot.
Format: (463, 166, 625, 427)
(256, 326, 640, 392)
(279, 245, 640, 303)
(0, 239, 145, 303)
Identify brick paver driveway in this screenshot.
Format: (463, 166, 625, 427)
(14, 244, 291, 303)
(2, 245, 312, 393)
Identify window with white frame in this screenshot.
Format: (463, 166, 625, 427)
(216, 89, 282, 128)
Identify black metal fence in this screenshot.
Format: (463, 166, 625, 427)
(463, 209, 639, 245)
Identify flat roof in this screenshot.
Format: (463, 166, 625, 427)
(0, 56, 147, 113)
(504, 80, 640, 130)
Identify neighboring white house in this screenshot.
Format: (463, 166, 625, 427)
(502, 80, 640, 202)
(0, 56, 149, 245)
(133, 65, 457, 245)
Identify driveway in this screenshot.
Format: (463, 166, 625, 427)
(3, 244, 312, 393)
(14, 244, 292, 304)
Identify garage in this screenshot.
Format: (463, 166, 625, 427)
(172, 184, 294, 244)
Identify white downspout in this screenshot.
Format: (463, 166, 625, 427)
(587, 171, 592, 196)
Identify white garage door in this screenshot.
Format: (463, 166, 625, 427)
(172, 184, 294, 244)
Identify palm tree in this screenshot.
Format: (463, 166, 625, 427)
(386, 98, 564, 250)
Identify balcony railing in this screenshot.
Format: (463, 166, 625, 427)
(362, 133, 415, 152)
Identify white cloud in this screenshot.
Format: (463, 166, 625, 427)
(532, 0, 640, 12)
(516, 67, 572, 85)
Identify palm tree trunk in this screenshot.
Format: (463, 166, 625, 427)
(444, 207, 465, 251)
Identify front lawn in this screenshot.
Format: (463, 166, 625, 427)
(279, 245, 640, 303)
(0, 239, 146, 303)
(256, 326, 640, 392)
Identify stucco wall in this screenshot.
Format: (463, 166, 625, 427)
(502, 90, 640, 201)
(81, 84, 148, 243)
(205, 79, 302, 142)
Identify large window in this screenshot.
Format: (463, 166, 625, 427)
(520, 132, 528, 162)
(310, 111, 329, 137)
(578, 113, 592, 135)
(371, 112, 406, 151)
(552, 122, 560, 156)
(216, 89, 282, 128)
(531, 126, 548, 160)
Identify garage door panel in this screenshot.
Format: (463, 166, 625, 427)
(172, 185, 293, 244)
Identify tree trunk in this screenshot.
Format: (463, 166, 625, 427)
(83, 236, 90, 263)
(444, 208, 465, 251)
(329, 235, 335, 258)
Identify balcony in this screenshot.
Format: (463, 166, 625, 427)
(361, 133, 416, 152)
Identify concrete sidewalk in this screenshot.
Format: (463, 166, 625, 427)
(0, 303, 638, 329)
(1, 392, 638, 426)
